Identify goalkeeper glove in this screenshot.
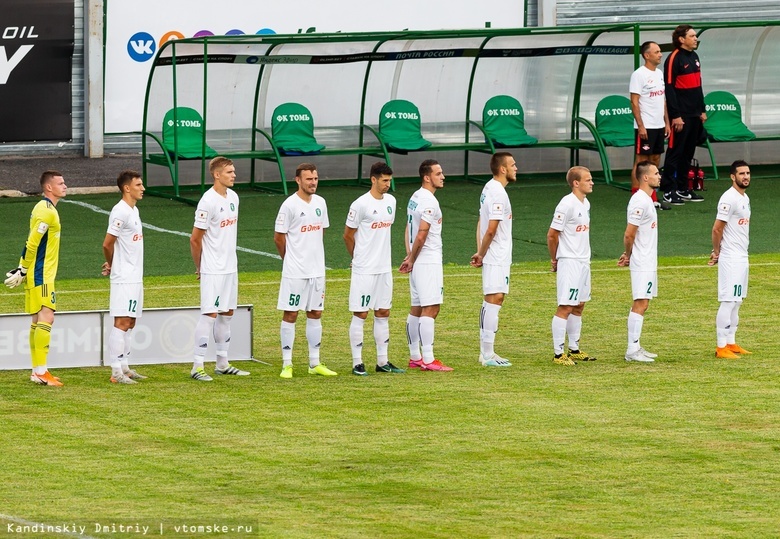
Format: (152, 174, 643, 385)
(4, 266, 27, 288)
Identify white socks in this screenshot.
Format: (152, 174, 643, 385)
(374, 316, 390, 367)
(567, 314, 582, 351)
(627, 311, 644, 354)
(480, 301, 500, 357)
(214, 314, 232, 369)
(108, 326, 125, 376)
(280, 321, 295, 365)
(192, 315, 216, 372)
(406, 314, 422, 361)
(350, 315, 365, 366)
(306, 318, 322, 367)
(552, 315, 567, 355)
(419, 316, 435, 363)
(717, 301, 740, 348)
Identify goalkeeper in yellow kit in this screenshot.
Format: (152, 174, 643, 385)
(5, 171, 68, 386)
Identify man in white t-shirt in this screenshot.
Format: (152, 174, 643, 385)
(101, 170, 148, 384)
(470, 152, 516, 367)
(274, 163, 337, 378)
(618, 160, 660, 362)
(546, 166, 596, 366)
(399, 159, 452, 371)
(344, 162, 404, 376)
(709, 160, 752, 359)
(189, 157, 250, 381)
(629, 40, 672, 210)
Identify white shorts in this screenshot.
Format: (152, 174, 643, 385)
(410, 263, 443, 307)
(110, 282, 144, 318)
(631, 270, 658, 300)
(349, 272, 393, 312)
(200, 272, 238, 314)
(556, 258, 591, 305)
(277, 276, 326, 312)
(718, 258, 748, 303)
(482, 264, 510, 295)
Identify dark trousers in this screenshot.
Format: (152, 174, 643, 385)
(661, 116, 703, 193)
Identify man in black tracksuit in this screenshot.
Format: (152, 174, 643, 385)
(661, 24, 706, 205)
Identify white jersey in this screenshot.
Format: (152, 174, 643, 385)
(346, 191, 396, 274)
(407, 187, 442, 264)
(479, 179, 512, 266)
(627, 190, 658, 271)
(549, 192, 591, 260)
(629, 65, 666, 129)
(716, 187, 750, 260)
(275, 193, 329, 278)
(194, 187, 239, 274)
(106, 200, 144, 283)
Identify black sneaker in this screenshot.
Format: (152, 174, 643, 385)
(685, 190, 704, 202)
(376, 362, 406, 373)
(663, 191, 685, 205)
(352, 363, 368, 376)
(676, 190, 692, 201)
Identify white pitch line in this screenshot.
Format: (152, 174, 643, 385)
(62, 199, 281, 260)
(0, 514, 97, 539)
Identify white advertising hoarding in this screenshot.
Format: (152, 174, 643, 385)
(0, 305, 253, 370)
(104, 0, 524, 133)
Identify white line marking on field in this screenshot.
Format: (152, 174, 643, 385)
(0, 513, 97, 539)
(62, 199, 282, 260)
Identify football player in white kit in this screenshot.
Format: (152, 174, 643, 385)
(399, 159, 452, 371)
(101, 170, 148, 384)
(189, 157, 250, 381)
(274, 163, 337, 378)
(546, 166, 596, 366)
(470, 152, 516, 367)
(618, 160, 661, 363)
(709, 160, 752, 359)
(343, 162, 405, 376)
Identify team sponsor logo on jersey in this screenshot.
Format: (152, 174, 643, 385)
(300, 224, 322, 233)
(491, 203, 504, 216)
(370, 221, 392, 229)
(195, 210, 208, 225)
(36, 222, 49, 234)
(132, 233, 144, 241)
(738, 218, 750, 225)
(347, 209, 357, 222)
(220, 218, 237, 228)
(575, 224, 589, 232)
(552, 212, 565, 226)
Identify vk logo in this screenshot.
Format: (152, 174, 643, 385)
(127, 31, 156, 62)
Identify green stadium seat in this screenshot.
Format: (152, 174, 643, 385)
(271, 102, 326, 155)
(481, 95, 538, 147)
(161, 107, 218, 159)
(378, 100, 432, 152)
(595, 95, 635, 147)
(704, 91, 756, 142)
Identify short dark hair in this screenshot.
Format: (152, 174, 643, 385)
(565, 166, 590, 187)
(490, 152, 513, 176)
(370, 162, 393, 179)
(640, 41, 657, 57)
(40, 170, 62, 187)
(117, 170, 141, 190)
(295, 163, 317, 177)
(209, 156, 234, 176)
(730, 160, 749, 176)
(635, 160, 655, 181)
(419, 159, 439, 180)
(672, 25, 694, 49)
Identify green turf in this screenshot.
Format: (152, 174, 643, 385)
(2, 178, 778, 279)
(1, 180, 780, 537)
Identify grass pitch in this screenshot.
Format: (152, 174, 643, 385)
(1, 178, 779, 538)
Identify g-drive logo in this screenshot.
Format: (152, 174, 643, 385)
(127, 27, 277, 62)
(1, 25, 39, 84)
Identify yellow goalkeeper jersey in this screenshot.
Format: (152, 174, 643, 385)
(19, 198, 61, 287)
